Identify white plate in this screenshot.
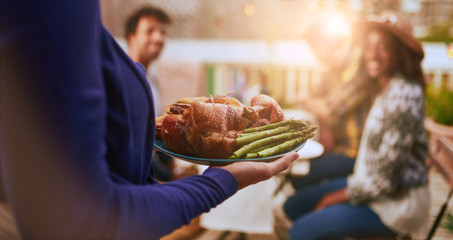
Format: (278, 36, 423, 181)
(297, 139, 324, 159)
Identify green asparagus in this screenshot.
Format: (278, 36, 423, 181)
(229, 126, 317, 159)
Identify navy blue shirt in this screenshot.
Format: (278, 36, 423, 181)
(0, 1, 237, 239)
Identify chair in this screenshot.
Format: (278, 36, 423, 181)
(425, 134, 453, 239)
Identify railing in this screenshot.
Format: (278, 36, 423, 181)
(425, 69, 453, 90)
(204, 63, 453, 108)
(204, 63, 324, 107)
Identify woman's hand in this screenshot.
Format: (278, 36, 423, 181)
(216, 152, 299, 190)
(313, 188, 348, 211)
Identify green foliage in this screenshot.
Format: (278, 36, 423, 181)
(417, 25, 453, 42)
(441, 212, 453, 232)
(426, 85, 453, 126)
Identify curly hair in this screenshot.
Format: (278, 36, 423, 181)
(124, 6, 171, 42)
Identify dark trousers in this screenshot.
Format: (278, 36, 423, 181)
(291, 153, 355, 189)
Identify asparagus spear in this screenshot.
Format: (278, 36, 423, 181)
(249, 140, 286, 153)
(238, 119, 313, 146)
(244, 140, 287, 158)
(236, 125, 292, 146)
(229, 125, 317, 159)
(237, 132, 255, 137)
(251, 132, 315, 158)
(245, 152, 259, 158)
(244, 119, 309, 133)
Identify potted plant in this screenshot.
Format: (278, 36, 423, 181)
(425, 84, 453, 129)
(424, 84, 453, 150)
(424, 82, 453, 160)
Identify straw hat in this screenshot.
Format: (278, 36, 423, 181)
(353, 11, 424, 59)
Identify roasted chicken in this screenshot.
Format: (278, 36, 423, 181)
(156, 94, 285, 159)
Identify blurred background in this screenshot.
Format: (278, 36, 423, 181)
(101, 0, 453, 110)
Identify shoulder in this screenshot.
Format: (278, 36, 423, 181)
(381, 76, 425, 119)
(387, 76, 423, 100)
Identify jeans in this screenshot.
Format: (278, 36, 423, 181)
(283, 177, 396, 240)
(290, 153, 355, 190)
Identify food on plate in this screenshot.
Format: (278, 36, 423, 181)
(155, 93, 317, 159)
(230, 119, 317, 159)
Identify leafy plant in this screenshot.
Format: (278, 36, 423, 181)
(417, 25, 453, 42)
(426, 85, 453, 126)
(441, 212, 453, 232)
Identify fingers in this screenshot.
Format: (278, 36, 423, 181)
(268, 151, 299, 175)
(216, 151, 299, 191)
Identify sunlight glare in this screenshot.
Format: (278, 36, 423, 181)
(244, 4, 256, 17)
(324, 14, 351, 39)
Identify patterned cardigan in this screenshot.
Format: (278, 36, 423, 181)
(346, 75, 429, 205)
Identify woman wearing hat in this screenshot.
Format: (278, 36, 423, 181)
(281, 11, 429, 239)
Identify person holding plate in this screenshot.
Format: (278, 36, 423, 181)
(0, 1, 299, 239)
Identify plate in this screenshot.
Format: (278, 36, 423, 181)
(153, 138, 307, 166)
(297, 139, 324, 159)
